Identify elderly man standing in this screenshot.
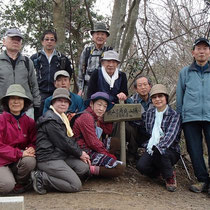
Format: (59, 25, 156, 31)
(87, 50, 128, 103)
(126, 76, 153, 162)
(176, 38, 210, 194)
(43, 70, 85, 116)
(77, 22, 112, 99)
(31, 30, 72, 116)
(0, 28, 40, 119)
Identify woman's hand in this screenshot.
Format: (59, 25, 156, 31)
(80, 151, 91, 165)
(117, 92, 127, 101)
(22, 147, 36, 157)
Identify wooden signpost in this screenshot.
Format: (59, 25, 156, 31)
(104, 103, 142, 164)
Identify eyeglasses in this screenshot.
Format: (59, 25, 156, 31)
(44, 38, 55, 42)
(151, 94, 165, 99)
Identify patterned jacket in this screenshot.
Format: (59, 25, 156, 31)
(142, 106, 181, 154)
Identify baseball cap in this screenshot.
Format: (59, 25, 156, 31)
(193, 38, 210, 49)
(5, 28, 23, 39)
(54, 70, 70, 81)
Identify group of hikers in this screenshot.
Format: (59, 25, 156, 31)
(0, 22, 209, 197)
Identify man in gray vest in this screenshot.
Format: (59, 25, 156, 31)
(77, 22, 112, 99)
(0, 28, 40, 119)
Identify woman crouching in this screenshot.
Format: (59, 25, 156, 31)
(72, 92, 125, 177)
(32, 88, 90, 194)
(136, 84, 181, 192)
(0, 84, 36, 195)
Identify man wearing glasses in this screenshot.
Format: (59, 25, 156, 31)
(31, 30, 72, 116)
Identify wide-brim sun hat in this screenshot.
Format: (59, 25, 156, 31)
(90, 22, 110, 37)
(1, 84, 32, 110)
(51, 88, 71, 104)
(85, 92, 114, 111)
(150, 84, 169, 97)
(101, 50, 120, 63)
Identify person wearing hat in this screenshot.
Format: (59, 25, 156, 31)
(72, 92, 125, 177)
(0, 84, 36, 195)
(77, 22, 113, 99)
(136, 84, 181, 192)
(176, 37, 210, 194)
(0, 28, 40, 120)
(42, 70, 85, 118)
(31, 30, 72, 116)
(87, 50, 128, 103)
(32, 88, 90, 194)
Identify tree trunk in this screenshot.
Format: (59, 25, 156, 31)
(53, 0, 66, 53)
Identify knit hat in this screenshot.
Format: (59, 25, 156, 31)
(54, 70, 70, 81)
(85, 92, 114, 111)
(90, 22, 110, 37)
(101, 50, 120, 63)
(1, 84, 31, 110)
(150, 84, 168, 97)
(51, 88, 71, 104)
(5, 28, 23, 39)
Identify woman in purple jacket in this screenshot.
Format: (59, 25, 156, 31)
(0, 84, 36, 195)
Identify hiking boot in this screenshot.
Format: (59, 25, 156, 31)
(31, 171, 47, 195)
(165, 171, 177, 192)
(10, 179, 33, 194)
(189, 182, 208, 193)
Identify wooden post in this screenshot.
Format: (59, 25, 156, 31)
(104, 103, 141, 165)
(120, 118, 126, 163)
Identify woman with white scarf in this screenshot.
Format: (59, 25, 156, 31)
(136, 84, 181, 192)
(31, 88, 90, 194)
(87, 50, 128, 103)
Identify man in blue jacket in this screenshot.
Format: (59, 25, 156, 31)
(31, 30, 72, 116)
(43, 70, 85, 117)
(176, 37, 210, 194)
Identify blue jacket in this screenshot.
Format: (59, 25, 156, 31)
(43, 92, 85, 114)
(176, 61, 210, 123)
(31, 50, 72, 94)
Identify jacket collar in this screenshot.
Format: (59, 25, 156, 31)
(189, 61, 210, 73)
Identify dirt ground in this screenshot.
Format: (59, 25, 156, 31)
(21, 159, 210, 210)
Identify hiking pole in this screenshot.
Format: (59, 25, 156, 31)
(180, 154, 192, 180)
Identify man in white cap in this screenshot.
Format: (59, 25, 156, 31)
(43, 70, 84, 117)
(77, 22, 112, 99)
(0, 28, 40, 120)
(87, 50, 128, 103)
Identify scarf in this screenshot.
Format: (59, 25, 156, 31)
(50, 105, 74, 137)
(147, 105, 168, 155)
(101, 66, 119, 88)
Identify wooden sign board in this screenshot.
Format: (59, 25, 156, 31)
(104, 104, 142, 122)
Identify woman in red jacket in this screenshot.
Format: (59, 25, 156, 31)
(0, 84, 36, 195)
(72, 92, 125, 177)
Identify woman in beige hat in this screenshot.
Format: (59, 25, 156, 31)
(32, 88, 90, 194)
(136, 84, 181, 192)
(0, 84, 36, 195)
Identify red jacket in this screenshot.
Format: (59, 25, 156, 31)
(0, 112, 36, 166)
(73, 107, 113, 155)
